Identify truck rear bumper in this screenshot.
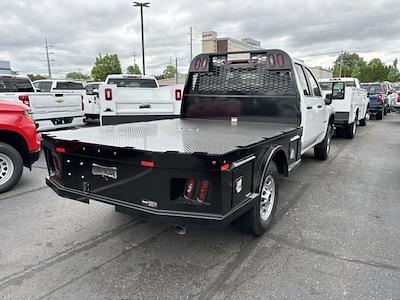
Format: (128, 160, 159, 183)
(46, 176, 258, 228)
(36, 116, 84, 132)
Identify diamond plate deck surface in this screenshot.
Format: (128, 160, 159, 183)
(45, 119, 298, 155)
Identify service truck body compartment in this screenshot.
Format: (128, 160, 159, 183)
(44, 118, 301, 226)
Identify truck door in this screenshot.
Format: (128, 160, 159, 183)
(294, 64, 318, 148)
(303, 67, 326, 140)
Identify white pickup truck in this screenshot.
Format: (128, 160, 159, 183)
(319, 77, 369, 139)
(99, 74, 184, 125)
(33, 79, 86, 95)
(0, 75, 84, 131)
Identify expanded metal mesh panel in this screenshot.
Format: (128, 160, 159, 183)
(189, 64, 296, 96)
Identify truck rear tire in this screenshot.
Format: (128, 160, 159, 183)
(0, 142, 23, 193)
(314, 124, 332, 160)
(384, 107, 387, 116)
(359, 116, 367, 126)
(345, 116, 357, 139)
(234, 161, 279, 236)
(376, 110, 383, 120)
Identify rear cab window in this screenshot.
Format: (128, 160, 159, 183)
(107, 78, 158, 88)
(0, 77, 34, 92)
(54, 82, 85, 90)
(362, 84, 383, 94)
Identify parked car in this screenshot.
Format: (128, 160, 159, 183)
(42, 49, 335, 236)
(319, 77, 369, 138)
(33, 79, 86, 95)
(83, 82, 102, 123)
(0, 101, 40, 193)
(0, 74, 84, 131)
(99, 74, 184, 125)
(361, 83, 386, 120)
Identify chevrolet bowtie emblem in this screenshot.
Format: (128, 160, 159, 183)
(56, 98, 64, 103)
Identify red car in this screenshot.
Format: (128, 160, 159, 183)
(0, 101, 41, 193)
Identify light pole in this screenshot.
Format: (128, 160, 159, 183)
(133, 2, 150, 75)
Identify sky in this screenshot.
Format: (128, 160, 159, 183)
(0, 0, 399, 78)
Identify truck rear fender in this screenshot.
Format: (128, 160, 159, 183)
(253, 146, 288, 193)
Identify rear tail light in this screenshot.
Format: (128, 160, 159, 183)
(220, 163, 230, 171)
(51, 152, 61, 176)
(268, 54, 275, 67)
(397, 92, 400, 103)
(81, 95, 84, 110)
(104, 88, 113, 101)
(141, 160, 155, 168)
(194, 58, 202, 70)
(183, 178, 196, 199)
(55, 147, 65, 153)
(277, 54, 284, 67)
(18, 95, 30, 106)
(201, 58, 208, 70)
(377, 94, 383, 104)
(197, 180, 210, 202)
(175, 89, 182, 101)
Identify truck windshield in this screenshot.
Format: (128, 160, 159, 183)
(107, 78, 157, 88)
(319, 81, 356, 91)
(362, 84, 383, 94)
(0, 77, 34, 92)
(54, 82, 85, 90)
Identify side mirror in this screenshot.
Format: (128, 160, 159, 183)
(331, 81, 345, 100)
(325, 93, 332, 105)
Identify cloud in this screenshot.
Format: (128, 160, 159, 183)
(0, 0, 399, 78)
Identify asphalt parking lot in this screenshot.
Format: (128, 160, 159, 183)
(0, 115, 399, 300)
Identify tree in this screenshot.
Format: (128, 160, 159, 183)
(364, 58, 389, 82)
(333, 52, 366, 78)
(91, 54, 122, 81)
(127, 64, 141, 75)
(66, 71, 91, 80)
(161, 65, 176, 79)
(387, 59, 400, 82)
(27, 74, 47, 81)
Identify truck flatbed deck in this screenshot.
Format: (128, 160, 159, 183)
(46, 118, 299, 155)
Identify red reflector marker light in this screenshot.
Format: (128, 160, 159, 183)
(105, 88, 113, 101)
(277, 54, 284, 67)
(55, 147, 65, 153)
(175, 89, 182, 101)
(184, 178, 196, 199)
(377, 94, 383, 104)
(397, 92, 400, 103)
(18, 95, 30, 106)
(194, 58, 202, 70)
(197, 180, 210, 202)
(220, 163, 230, 171)
(201, 58, 208, 70)
(141, 160, 155, 168)
(268, 54, 275, 67)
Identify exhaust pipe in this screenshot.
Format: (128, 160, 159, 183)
(174, 224, 186, 235)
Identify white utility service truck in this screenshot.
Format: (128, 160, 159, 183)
(319, 77, 369, 139)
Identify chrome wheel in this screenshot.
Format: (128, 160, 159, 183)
(0, 153, 14, 186)
(260, 175, 275, 221)
(326, 132, 331, 154)
(353, 118, 357, 135)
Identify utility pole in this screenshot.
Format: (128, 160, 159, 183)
(45, 38, 52, 79)
(189, 26, 193, 62)
(339, 50, 344, 77)
(175, 57, 178, 84)
(133, 51, 136, 66)
(133, 2, 150, 75)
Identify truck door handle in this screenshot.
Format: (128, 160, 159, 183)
(317, 105, 323, 108)
(307, 106, 313, 110)
(139, 104, 151, 109)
